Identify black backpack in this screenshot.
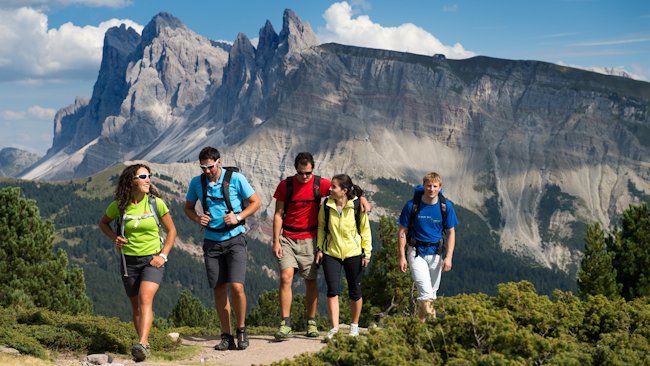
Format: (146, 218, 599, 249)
(407, 186, 447, 257)
(200, 167, 247, 232)
(281, 175, 321, 232)
(322, 197, 362, 254)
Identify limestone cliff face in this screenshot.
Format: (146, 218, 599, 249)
(22, 10, 650, 269)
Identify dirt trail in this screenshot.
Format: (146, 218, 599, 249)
(57, 335, 326, 366)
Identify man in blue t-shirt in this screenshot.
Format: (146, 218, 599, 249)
(184, 147, 261, 351)
(398, 172, 458, 322)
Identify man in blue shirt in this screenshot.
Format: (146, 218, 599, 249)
(398, 172, 458, 322)
(184, 147, 261, 350)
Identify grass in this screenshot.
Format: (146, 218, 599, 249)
(0, 354, 53, 366)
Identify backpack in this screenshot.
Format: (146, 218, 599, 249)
(322, 198, 363, 255)
(201, 166, 247, 232)
(115, 194, 162, 240)
(281, 175, 321, 232)
(407, 185, 447, 257)
(114, 194, 163, 277)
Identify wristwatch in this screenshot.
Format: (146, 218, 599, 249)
(159, 253, 168, 262)
(236, 214, 243, 222)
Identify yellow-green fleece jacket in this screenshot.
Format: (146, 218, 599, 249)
(317, 196, 372, 259)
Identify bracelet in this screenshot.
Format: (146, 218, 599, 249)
(159, 253, 168, 262)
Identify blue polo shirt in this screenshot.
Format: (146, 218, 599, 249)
(186, 168, 255, 242)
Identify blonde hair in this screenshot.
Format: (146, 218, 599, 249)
(423, 172, 442, 185)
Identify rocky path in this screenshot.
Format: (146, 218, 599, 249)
(57, 334, 327, 366)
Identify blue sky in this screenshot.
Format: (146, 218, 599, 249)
(1, 0, 649, 154)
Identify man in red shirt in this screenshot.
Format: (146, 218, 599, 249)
(272, 152, 369, 339)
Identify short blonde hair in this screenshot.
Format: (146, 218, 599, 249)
(423, 172, 442, 185)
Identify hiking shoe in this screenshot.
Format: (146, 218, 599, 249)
(274, 320, 292, 340)
(305, 319, 319, 337)
(214, 333, 237, 351)
(237, 328, 249, 350)
(326, 327, 338, 340)
(349, 323, 359, 337)
(131, 343, 151, 362)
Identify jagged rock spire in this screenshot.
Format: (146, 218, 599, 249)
(278, 9, 319, 59)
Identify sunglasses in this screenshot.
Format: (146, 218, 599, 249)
(199, 164, 216, 170)
(296, 171, 313, 177)
(134, 174, 152, 180)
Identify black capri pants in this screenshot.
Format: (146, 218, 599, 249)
(322, 253, 364, 301)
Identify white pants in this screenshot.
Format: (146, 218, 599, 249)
(407, 246, 443, 301)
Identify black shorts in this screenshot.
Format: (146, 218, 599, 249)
(322, 254, 364, 301)
(121, 254, 165, 297)
(203, 235, 247, 288)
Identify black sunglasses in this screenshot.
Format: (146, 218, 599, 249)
(134, 174, 152, 180)
(296, 171, 313, 177)
(200, 164, 216, 170)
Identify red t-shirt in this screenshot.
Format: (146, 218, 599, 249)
(273, 175, 331, 239)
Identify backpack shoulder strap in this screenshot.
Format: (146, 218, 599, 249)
(200, 173, 208, 214)
(439, 192, 447, 232)
(284, 176, 293, 205)
(323, 198, 331, 247)
(148, 194, 161, 228)
(408, 189, 423, 232)
(313, 175, 321, 202)
(354, 199, 361, 235)
(222, 168, 234, 213)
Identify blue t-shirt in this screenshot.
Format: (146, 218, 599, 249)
(186, 169, 255, 241)
(398, 198, 458, 255)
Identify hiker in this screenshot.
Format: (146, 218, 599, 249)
(272, 152, 370, 340)
(315, 174, 372, 339)
(398, 172, 458, 322)
(183, 147, 261, 351)
(98, 163, 177, 362)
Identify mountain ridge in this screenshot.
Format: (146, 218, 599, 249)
(19, 9, 650, 269)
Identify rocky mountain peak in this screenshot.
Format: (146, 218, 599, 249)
(256, 20, 279, 68)
(278, 9, 319, 59)
(141, 12, 187, 45)
(0, 147, 41, 177)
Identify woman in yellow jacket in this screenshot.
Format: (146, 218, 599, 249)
(315, 174, 372, 339)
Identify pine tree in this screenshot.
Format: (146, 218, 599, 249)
(168, 289, 217, 328)
(612, 203, 650, 300)
(0, 186, 91, 314)
(362, 217, 416, 318)
(576, 223, 620, 299)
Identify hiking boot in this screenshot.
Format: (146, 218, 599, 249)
(214, 333, 236, 351)
(131, 343, 151, 362)
(349, 323, 359, 337)
(305, 319, 319, 337)
(274, 320, 292, 340)
(237, 328, 249, 350)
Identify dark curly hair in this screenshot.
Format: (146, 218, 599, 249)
(115, 164, 160, 214)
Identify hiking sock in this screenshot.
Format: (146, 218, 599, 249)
(283, 317, 291, 327)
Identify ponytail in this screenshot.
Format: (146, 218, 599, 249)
(332, 174, 364, 200)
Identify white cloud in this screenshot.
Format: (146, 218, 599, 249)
(0, 7, 143, 81)
(1, 105, 56, 121)
(319, 1, 474, 59)
(443, 4, 459, 13)
(1, 110, 25, 120)
(27, 105, 56, 120)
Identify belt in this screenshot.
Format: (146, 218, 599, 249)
(414, 240, 442, 247)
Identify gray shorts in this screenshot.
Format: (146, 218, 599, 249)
(277, 236, 318, 280)
(203, 235, 247, 288)
(121, 254, 165, 297)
